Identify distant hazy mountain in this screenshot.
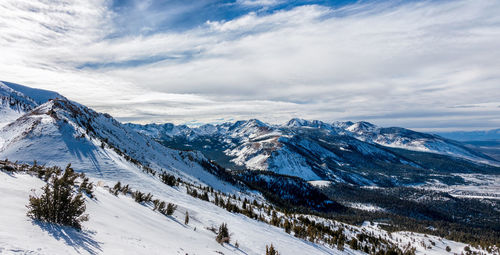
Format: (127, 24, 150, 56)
(435, 129, 500, 141)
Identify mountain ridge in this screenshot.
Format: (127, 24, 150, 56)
(127, 118, 499, 186)
(0, 96, 239, 193)
(1, 81, 499, 254)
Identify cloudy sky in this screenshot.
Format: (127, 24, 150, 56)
(1, 0, 499, 131)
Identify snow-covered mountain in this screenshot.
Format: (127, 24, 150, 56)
(0, 81, 65, 128)
(0, 83, 355, 254)
(341, 121, 492, 163)
(0, 83, 238, 191)
(1, 82, 498, 254)
(128, 118, 499, 185)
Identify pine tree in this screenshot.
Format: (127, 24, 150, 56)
(112, 181, 121, 196)
(242, 198, 248, 210)
(270, 210, 279, 226)
(133, 191, 145, 203)
(166, 203, 177, 215)
(216, 223, 230, 244)
(26, 165, 88, 230)
(79, 177, 94, 198)
(159, 172, 177, 186)
(283, 219, 291, 234)
(214, 193, 219, 205)
(184, 211, 189, 225)
(121, 184, 129, 195)
(153, 199, 161, 211)
(158, 201, 166, 212)
(266, 244, 279, 255)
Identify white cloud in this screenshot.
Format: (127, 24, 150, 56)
(236, 0, 284, 7)
(0, 0, 499, 130)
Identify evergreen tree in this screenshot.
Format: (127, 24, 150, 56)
(283, 219, 291, 234)
(166, 203, 177, 215)
(26, 165, 88, 230)
(266, 244, 279, 255)
(184, 211, 189, 225)
(79, 177, 94, 198)
(216, 223, 230, 244)
(112, 181, 122, 196)
(157, 201, 166, 213)
(133, 191, 145, 203)
(159, 172, 178, 186)
(214, 193, 220, 206)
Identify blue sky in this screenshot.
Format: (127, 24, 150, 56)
(109, 0, 363, 34)
(0, 0, 499, 131)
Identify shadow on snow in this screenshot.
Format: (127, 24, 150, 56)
(32, 220, 102, 255)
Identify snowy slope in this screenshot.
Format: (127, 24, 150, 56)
(0, 83, 497, 255)
(0, 98, 238, 192)
(0, 171, 347, 255)
(0, 81, 64, 128)
(0, 170, 488, 255)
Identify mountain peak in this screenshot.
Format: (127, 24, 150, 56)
(230, 119, 267, 129)
(332, 121, 354, 129)
(246, 118, 267, 126)
(286, 118, 310, 127)
(347, 121, 377, 133)
(1, 81, 65, 105)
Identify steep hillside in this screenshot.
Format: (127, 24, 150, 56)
(0, 98, 238, 192)
(1, 162, 490, 255)
(0, 166, 350, 255)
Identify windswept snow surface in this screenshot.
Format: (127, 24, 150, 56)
(0, 171, 347, 255)
(0, 104, 20, 129)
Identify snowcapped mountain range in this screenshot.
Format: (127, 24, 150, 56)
(127, 118, 499, 186)
(0, 81, 237, 191)
(1, 81, 499, 254)
(2, 79, 498, 189)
